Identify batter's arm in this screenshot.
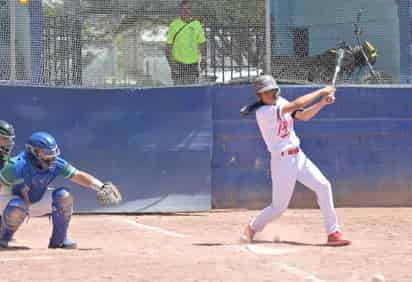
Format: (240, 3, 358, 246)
(282, 86, 335, 115)
(69, 170, 104, 192)
(294, 94, 336, 121)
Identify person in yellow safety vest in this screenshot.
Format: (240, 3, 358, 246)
(166, 0, 207, 85)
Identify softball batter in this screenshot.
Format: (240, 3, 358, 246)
(240, 75, 351, 247)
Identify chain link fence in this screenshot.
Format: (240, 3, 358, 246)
(0, 0, 410, 88)
(270, 0, 404, 85)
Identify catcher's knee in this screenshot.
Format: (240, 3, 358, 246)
(52, 187, 73, 219)
(2, 198, 28, 232)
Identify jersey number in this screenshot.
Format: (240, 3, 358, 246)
(277, 118, 293, 139)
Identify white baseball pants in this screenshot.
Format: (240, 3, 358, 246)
(251, 150, 340, 235)
(0, 189, 53, 217)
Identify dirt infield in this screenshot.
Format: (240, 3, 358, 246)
(0, 208, 411, 282)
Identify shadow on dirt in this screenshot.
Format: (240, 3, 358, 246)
(0, 246, 31, 251)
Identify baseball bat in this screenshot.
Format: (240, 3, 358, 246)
(240, 101, 264, 116)
(332, 48, 345, 86)
(326, 48, 345, 103)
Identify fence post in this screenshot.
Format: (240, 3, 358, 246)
(9, 0, 16, 83)
(264, 0, 271, 75)
(30, 0, 43, 85)
(398, 0, 410, 83)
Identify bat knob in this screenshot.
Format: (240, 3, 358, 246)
(240, 105, 250, 116)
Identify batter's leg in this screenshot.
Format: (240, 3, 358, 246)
(296, 151, 351, 246)
(241, 154, 299, 243)
(296, 152, 339, 234)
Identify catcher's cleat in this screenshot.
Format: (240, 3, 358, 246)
(327, 231, 351, 246)
(49, 238, 77, 249)
(240, 224, 255, 244)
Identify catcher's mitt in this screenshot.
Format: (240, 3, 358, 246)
(97, 182, 122, 206)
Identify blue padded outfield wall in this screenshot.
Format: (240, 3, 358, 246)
(0, 86, 213, 213)
(0, 84, 411, 212)
(213, 85, 412, 208)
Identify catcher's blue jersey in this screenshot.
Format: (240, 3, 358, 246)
(0, 152, 77, 204)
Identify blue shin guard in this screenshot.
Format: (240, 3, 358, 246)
(0, 198, 28, 248)
(48, 187, 77, 249)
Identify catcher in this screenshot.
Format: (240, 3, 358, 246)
(0, 132, 122, 249)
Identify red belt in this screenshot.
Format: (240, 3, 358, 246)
(281, 148, 299, 156)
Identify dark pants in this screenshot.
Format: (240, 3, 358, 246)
(171, 62, 199, 86)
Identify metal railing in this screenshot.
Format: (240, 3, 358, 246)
(204, 22, 265, 84)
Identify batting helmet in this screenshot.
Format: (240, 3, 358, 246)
(254, 75, 280, 100)
(26, 132, 60, 170)
(0, 120, 15, 157)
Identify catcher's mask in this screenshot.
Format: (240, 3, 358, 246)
(0, 120, 15, 158)
(26, 132, 60, 171)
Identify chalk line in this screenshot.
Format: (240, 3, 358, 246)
(275, 263, 325, 282)
(124, 219, 186, 238)
(245, 244, 297, 255)
(0, 254, 100, 262)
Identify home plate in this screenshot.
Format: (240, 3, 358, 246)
(245, 244, 297, 255)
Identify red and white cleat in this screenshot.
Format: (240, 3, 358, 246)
(240, 224, 255, 244)
(327, 231, 351, 247)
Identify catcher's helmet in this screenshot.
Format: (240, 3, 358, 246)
(26, 132, 60, 170)
(0, 120, 15, 157)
